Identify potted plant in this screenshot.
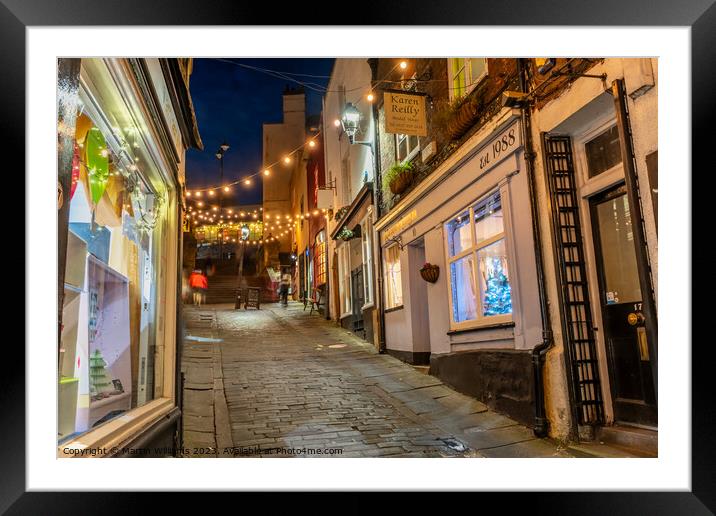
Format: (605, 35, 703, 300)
(382, 161, 414, 196)
(419, 262, 440, 283)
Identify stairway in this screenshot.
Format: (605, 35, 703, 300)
(205, 272, 239, 304)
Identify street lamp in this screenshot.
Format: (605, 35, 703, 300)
(340, 103, 362, 145)
(215, 141, 230, 258)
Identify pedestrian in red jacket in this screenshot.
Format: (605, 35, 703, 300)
(188, 269, 208, 306)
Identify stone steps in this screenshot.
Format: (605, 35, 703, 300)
(595, 424, 658, 456)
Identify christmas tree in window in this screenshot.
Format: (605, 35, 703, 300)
(482, 257, 512, 316)
(89, 349, 113, 400)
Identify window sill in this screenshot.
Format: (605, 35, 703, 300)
(447, 320, 515, 335)
(58, 397, 174, 458)
(384, 305, 404, 314)
(361, 302, 375, 311)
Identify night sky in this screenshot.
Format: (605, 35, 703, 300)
(185, 58, 335, 205)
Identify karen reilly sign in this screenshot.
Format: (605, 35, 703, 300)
(384, 91, 427, 136)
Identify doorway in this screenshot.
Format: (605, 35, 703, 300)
(589, 184, 657, 427)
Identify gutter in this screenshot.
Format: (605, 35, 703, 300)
(518, 59, 554, 438)
(368, 58, 387, 354)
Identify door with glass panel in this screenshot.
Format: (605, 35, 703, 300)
(590, 184, 656, 426)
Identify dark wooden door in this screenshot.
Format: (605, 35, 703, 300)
(590, 184, 656, 426)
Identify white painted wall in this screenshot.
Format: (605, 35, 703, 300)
(322, 58, 375, 321)
(530, 58, 659, 438)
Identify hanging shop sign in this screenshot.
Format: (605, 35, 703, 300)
(384, 91, 427, 137)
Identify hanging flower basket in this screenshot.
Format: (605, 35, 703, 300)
(419, 263, 440, 283)
(389, 170, 413, 195)
(336, 227, 355, 241)
(446, 98, 479, 140)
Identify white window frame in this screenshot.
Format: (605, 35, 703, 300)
(383, 243, 403, 309)
(444, 190, 513, 331)
(447, 58, 489, 101)
(338, 243, 352, 318)
(395, 132, 420, 163)
(360, 211, 374, 309)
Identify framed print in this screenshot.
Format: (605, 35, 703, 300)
(5, 0, 715, 511)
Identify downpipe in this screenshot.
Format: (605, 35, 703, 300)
(518, 59, 553, 438)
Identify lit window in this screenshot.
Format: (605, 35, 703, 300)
(361, 214, 374, 306)
(445, 191, 512, 328)
(338, 245, 352, 316)
(384, 244, 403, 309)
(449, 58, 488, 100)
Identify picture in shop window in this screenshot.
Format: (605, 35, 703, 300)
(445, 191, 511, 326)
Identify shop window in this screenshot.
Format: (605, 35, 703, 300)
(361, 213, 374, 307)
(384, 244, 403, 309)
(59, 111, 163, 444)
(585, 124, 622, 178)
(313, 231, 327, 286)
(448, 58, 488, 100)
(444, 191, 512, 328)
(338, 244, 352, 316)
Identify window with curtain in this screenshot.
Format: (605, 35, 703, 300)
(338, 244, 352, 316)
(445, 190, 512, 328)
(361, 214, 374, 306)
(384, 244, 403, 309)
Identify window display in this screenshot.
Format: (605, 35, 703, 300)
(445, 190, 512, 328)
(58, 103, 163, 444)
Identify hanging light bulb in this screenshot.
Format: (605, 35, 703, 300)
(195, 191, 202, 197)
(186, 191, 192, 197)
(308, 140, 316, 148)
(366, 93, 374, 102)
(208, 190, 215, 196)
(224, 186, 230, 192)
(283, 156, 291, 164)
(399, 60, 408, 69)
(263, 169, 270, 176)
(333, 119, 341, 127)
(244, 178, 252, 186)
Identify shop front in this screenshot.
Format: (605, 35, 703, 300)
(330, 183, 377, 345)
(375, 114, 545, 425)
(57, 58, 201, 456)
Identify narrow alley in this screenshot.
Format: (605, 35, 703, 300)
(182, 302, 616, 459)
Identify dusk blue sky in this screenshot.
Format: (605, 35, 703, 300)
(185, 58, 335, 205)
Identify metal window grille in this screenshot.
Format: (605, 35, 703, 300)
(542, 133, 605, 425)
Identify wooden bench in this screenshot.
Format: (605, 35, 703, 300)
(306, 285, 325, 315)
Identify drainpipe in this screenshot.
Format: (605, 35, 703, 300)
(518, 59, 553, 438)
(368, 58, 387, 354)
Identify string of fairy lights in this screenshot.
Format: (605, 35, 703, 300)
(187, 59, 413, 245)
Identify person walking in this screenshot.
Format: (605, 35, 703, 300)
(188, 268, 208, 306)
(279, 271, 291, 306)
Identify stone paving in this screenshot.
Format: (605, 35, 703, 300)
(181, 301, 576, 458)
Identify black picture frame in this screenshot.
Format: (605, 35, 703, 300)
(4, 0, 713, 512)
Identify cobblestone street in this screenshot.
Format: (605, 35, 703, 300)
(181, 302, 576, 458)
